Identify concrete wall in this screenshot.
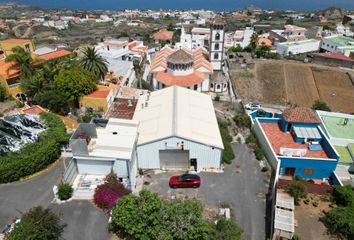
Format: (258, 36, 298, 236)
(278, 156, 338, 179)
(137, 136, 222, 170)
(63, 158, 78, 184)
(252, 118, 280, 170)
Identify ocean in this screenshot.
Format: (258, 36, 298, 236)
(0, 0, 354, 11)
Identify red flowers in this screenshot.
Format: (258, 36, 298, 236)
(93, 172, 131, 210)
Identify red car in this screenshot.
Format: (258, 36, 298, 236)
(169, 174, 201, 188)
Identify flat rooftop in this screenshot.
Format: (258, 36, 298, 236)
(89, 118, 138, 159)
(334, 146, 353, 163)
(260, 122, 329, 159)
(320, 115, 354, 140)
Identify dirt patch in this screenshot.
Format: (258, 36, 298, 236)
(313, 70, 354, 113)
(229, 59, 354, 113)
(284, 63, 319, 107)
(295, 195, 339, 240)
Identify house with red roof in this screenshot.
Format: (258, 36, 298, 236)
(150, 46, 214, 92)
(153, 29, 174, 44)
(251, 107, 339, 180)
(313, 52, 354, 68)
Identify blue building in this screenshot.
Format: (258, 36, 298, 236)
(252, 107, 339, 179)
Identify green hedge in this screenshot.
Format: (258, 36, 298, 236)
(218, 120, 235, 164)
(0, 112, 70, 183)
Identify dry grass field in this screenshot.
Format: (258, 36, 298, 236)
(284, 63, 319, 107)
(230, 60, 354, 113)
(313, 70, 354, 113)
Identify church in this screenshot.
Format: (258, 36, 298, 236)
(149, 15, 228, 93)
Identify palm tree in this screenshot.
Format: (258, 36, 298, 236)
(79, 46, 108, 80)
(6, 46, 34, 79)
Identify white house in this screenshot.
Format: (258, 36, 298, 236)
(66, 118, 139, 191)
(176, 26, 209, 49)
(276, 39, 321, 55)
(133, 86, 224, 171)
(320, 35, 354, 56)
(225, 27, 254, 48)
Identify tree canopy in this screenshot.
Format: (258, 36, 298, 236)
(54, 67, 97, 102)
(6, 46, 34, 79)
(110, 190, 211, 240)
(8, 206, 65, 240)
(312, 100, 331, 112)
(79, 46, 108, 79)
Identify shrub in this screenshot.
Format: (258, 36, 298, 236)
(245, 134, 257, 144)
(325, 206, 354, 239)
(254, 147, 264, 160)
(214, 95, 220, 101)
(292, 234, 301, 240)
(93, 172, 130, 210)
(261, 166, 268, 172)
(218, 120, 235, 164)
(312, 100, 331, 112)
(0, 112, 69, 183)
(58, 183, 73, 200)
(8, 206, 65, 240)
(210, 218, 243, 240)
(332, 185, 354, 207)
(0, 85, 6, 102)
(233, 113, 251, 128)
(285, 180, 307, 204)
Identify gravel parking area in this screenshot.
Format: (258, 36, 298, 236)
(145, 144, 270, 240)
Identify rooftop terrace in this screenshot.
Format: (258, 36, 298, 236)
(260, 122, 329, 159)
(321, 115, 354, 140)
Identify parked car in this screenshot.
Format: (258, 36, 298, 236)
(244, 102, 261, 111)
(169, 174, 201, 188)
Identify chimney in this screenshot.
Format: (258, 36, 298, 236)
(128, 99, 132, 106)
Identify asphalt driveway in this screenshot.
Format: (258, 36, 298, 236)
(0, 158, 111, 240)
(145, 144, 270, 240)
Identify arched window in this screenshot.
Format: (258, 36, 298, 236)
(215, 43, 219, 50)
(214, 53, 219, 60)
(215, 32, 220, 40)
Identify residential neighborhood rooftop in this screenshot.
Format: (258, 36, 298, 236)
(320, 114, 354, 140)
(260, 122, 329, 159)
(283, 107, 321, 124)
(105, 98, 138, 120)
(314, 52, 354, 62)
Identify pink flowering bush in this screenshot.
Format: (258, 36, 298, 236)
(93, 172, 131, 210)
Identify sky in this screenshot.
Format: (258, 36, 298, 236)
(0, 0, 353, 11)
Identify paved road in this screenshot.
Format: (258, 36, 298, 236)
(146, 144, 270, 240)
(0, 158, 111, 240)
(0, 159, 66, 226)
(51, 201, 111, 240)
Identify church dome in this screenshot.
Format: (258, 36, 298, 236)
(167, 49, 194, 65)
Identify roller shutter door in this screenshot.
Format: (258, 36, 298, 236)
(159, 150, 190, 169)
(76, 159, 113, 175)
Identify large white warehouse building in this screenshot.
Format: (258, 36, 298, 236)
(133, 86, 224, 171)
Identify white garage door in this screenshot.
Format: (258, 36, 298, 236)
(159, 150, 190, 169)
(76, 159, 113, 175)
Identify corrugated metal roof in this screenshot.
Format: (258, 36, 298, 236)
(274, 208, 294, 233)
(133, 86, 224, 149)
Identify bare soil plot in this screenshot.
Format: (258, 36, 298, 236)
(255, 61, 287, 104)
(230, 67, 262, 103)
(295, 196, 339, 240)
(284, 63, 319, 107)
(313, 70, 354, 113)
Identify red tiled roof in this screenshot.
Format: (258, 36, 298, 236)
(283, 107, 321, 124)
(85, 89, 111, 99)
(314, 52, 354, 62)
(38, 49, 72, 61)
(0, 60, 20, 80)
(261, 122, 329, 159)
(153, 29, 174, 41)
(106, 98, 137, 120)
(156, 71, 205, 87)
(22, 105, 46, 115)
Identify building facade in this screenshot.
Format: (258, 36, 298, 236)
(209, 16, 225, 71)
(150, 47, 213, 92)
